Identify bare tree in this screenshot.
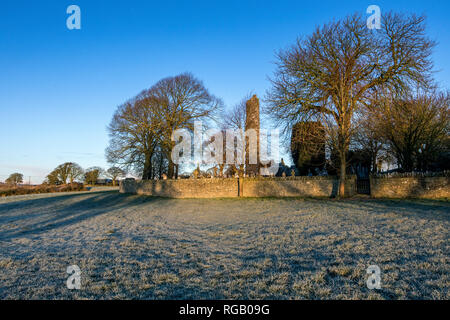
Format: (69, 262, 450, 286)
(6, 173, 23, 185)
(352, 110, 387, 174)
(107, 73, 222, 180)
(266, 12, 435, 196)
(375, 91, 449, 172)
(106, 167, 126, 186)
(148, 73, 223, 178)
(51, 162, 84, 184)
(67, 163, 84, 183)
(84, 167, 104, 185)
(151, 145, 169, 179)
(291, 122, 326, 176)
(218, 95, 249, 176)
(44, 170, 61, 185)
(106, 94, 161, 179)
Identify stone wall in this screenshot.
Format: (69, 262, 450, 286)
(120, 176, 356, 198)
(240, 177, 356, 198)
(370, 176, 450, 199)
(121, 176, 448, 199)
(120, 178, 238, 198)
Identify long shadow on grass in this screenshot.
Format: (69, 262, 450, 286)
(301, 198, 449, 222)
(338, 199, 449, 222)
(0, 191, 157, 241)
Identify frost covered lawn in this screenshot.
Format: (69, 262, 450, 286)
(0, 191, 448, 299)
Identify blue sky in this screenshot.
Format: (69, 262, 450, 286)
(1, 0, 449, 183)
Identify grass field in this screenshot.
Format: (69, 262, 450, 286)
(0, 191, 448, 299)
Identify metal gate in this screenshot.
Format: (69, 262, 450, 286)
(356, 179, 371, 195)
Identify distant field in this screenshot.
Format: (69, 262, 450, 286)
(0, 184, 87, 197)
(0, 191, 448, 299)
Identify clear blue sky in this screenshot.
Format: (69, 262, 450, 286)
(1, 0, 449, 183)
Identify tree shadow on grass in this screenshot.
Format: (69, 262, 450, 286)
(362, 199, 450, 222)
(0, 191, 158, 241)
(316, 198, 450, 223)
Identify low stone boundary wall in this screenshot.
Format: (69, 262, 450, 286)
(370, 176, 450, 199)
(120, 178, 238, 198)
(120, 176, 356, 198)
(240, 178, 355, 198)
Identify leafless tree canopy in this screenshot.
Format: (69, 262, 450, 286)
(44, 162, 84, 185)
(352, 110, 388, 174)
(265, 12, 436, 196)
(106, 167, 126, 186)
(217, 95, 250, 176)
(373, 91, 449, 172)
(106, 96, 160, 179)
(106, 73, 223, 179)
(291, 122, 326, 176)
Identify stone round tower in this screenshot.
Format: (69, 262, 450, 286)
(245, 95, 260, 176)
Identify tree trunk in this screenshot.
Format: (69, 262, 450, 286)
(401, 145, 415, 172)
(339, 150, 346, 198)
(402, 153, 414, 172)
(372, 155, 377, 174)
(168, 158, 174, 179)
(142, 153, 152, 180)
(158, 156, 163, 179)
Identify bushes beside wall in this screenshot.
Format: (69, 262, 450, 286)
(120, 176, 356, 198)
